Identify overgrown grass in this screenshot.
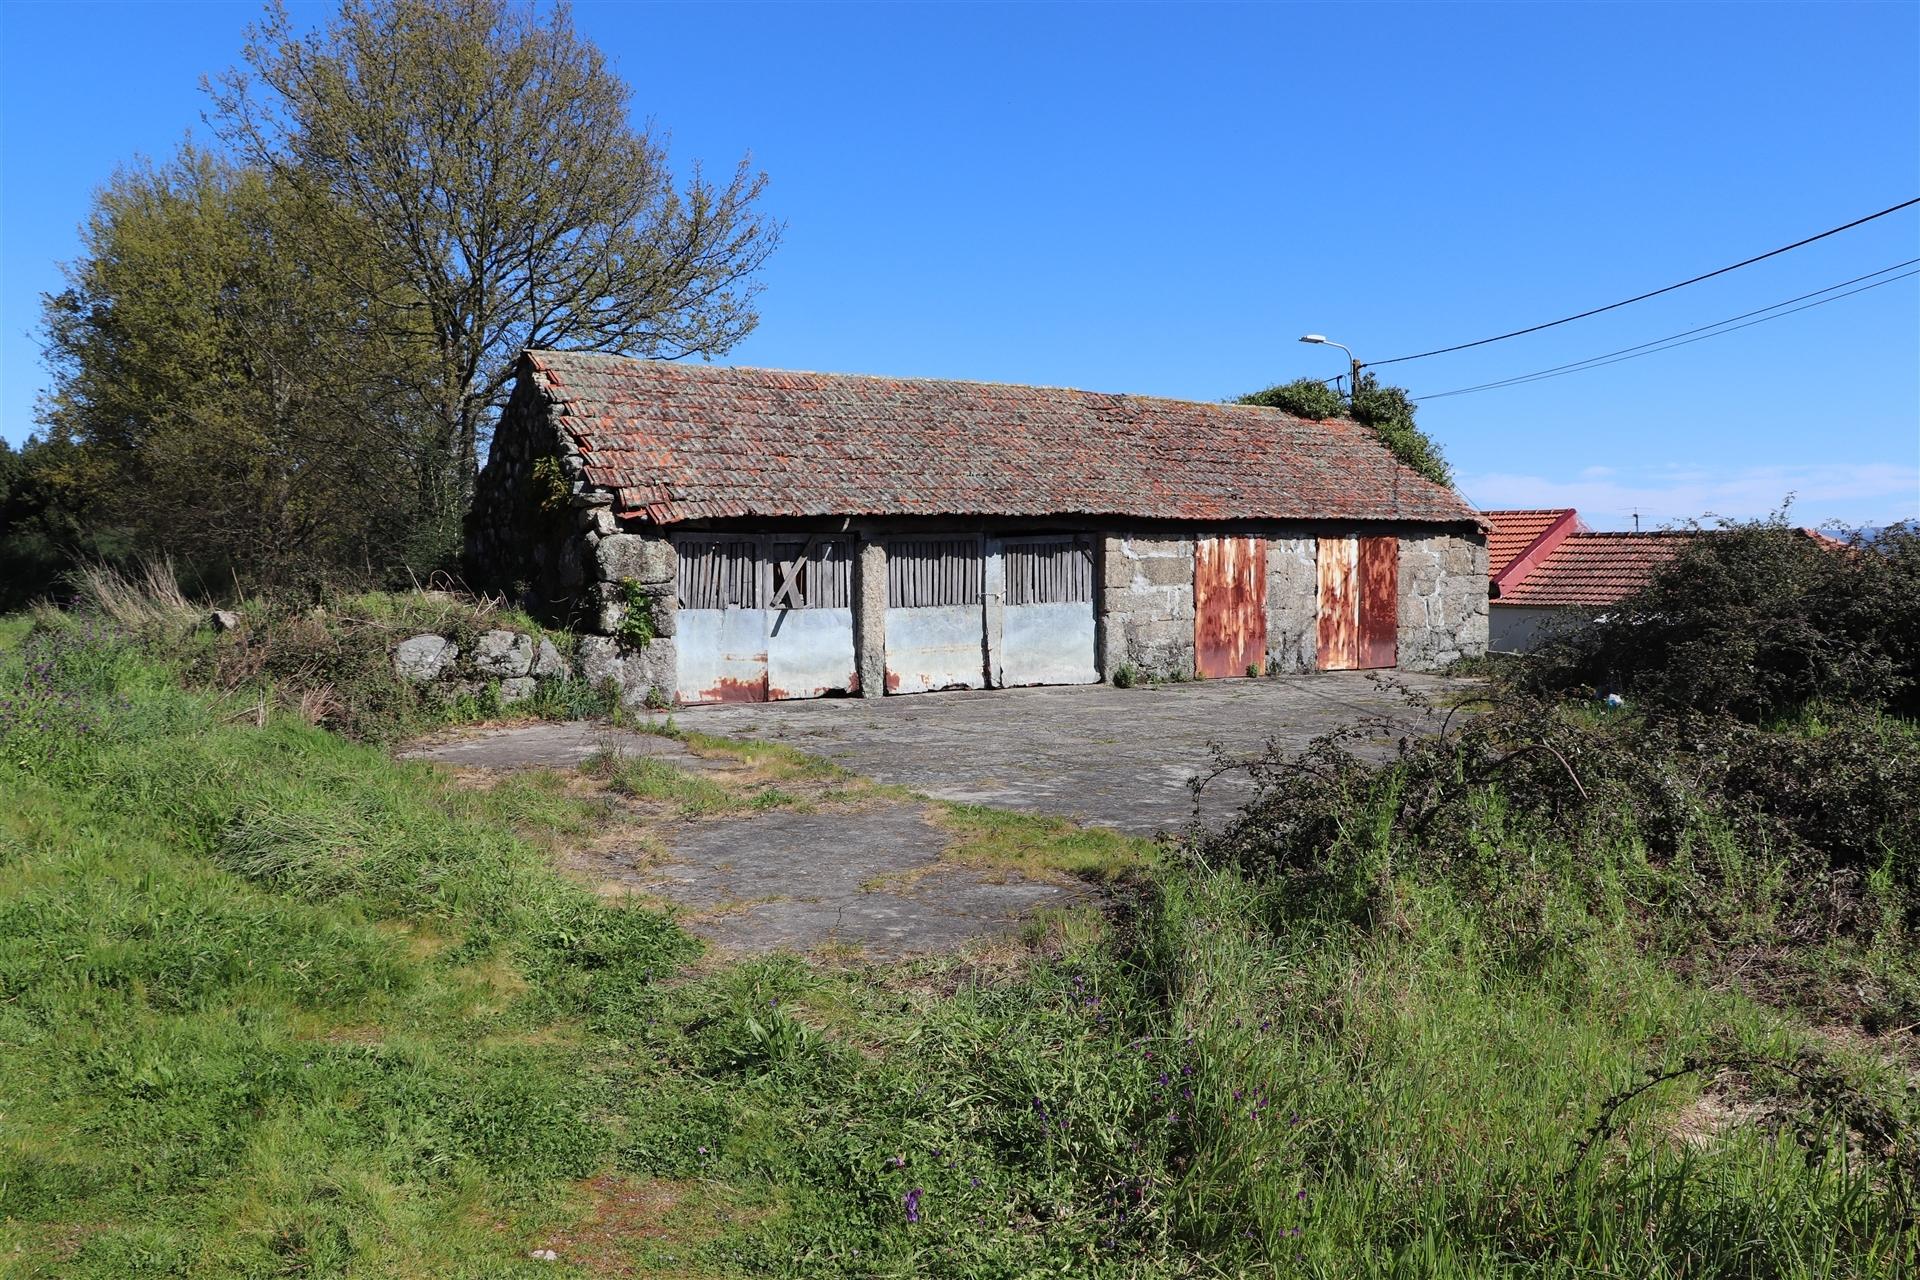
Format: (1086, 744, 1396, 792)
(3, 609, 1913, 1276)
(934, 803, 1156, 880)
(584, 749, 809, 818)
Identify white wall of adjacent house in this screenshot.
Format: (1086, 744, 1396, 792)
(1489, 604, 1594, 653)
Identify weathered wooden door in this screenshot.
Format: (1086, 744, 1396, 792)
(995, 536, 1098, 687)
(1316, 536, 1398, 670)
(674, 535, 857, 703)
(1193, 535, 1267, 679)
(884, 538, 987, 694)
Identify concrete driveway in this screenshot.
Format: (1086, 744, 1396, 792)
(677, 671, 1468, 835)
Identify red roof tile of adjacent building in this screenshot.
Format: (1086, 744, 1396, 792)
(1497, 532, 1693, 606)
(1483, 508, 1579, 578)
(521, 350, 1483, 527)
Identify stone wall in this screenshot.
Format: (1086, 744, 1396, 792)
(1098, 533, 1197, 678)
(1397, 531, 1489, 670)
(467, 378, 681, 710)
(391, 627, 572, 706)
(1264, 537, 1318, 673)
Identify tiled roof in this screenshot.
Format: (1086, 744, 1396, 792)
(521, 351, 1483, 527)
(1483, 509, 1577, 578)
(1497, 532, 1692, 606)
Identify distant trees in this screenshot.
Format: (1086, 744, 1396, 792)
(1238, 373, 1453, 488)
(20, 0, 778, 597)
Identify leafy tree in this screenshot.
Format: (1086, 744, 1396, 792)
(37, 148, 435, 588)
(1238, 372, 1453, 488)
(206, 0, 781, 511)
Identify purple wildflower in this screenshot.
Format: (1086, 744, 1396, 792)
(903, 1188, 923, 1223)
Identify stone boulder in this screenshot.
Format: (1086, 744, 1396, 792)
(576, 634, 676, 710)
(393, 634, 458, 682)
(594, 534, 675, 586)
(531, 636, 569, 679)
(473, 629, 535, 677)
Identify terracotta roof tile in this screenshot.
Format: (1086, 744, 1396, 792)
(1498, 532, 1692, 606)
(1483, 509, 1577, 578)
(522, 351, 1483, 527)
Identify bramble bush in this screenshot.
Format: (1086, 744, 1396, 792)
(1531, 516, 1920, 722)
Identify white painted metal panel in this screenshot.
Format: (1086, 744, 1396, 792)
(675, 607, 770, 703)
(885, 605, 985, 693)
(997, 536, 1097, 687)
(767, 606, 857, 699)
(885, 537, 986, 694)
(1001, 600, 1098, 687)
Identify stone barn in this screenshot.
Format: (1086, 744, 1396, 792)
(468, 351, 1489, 707)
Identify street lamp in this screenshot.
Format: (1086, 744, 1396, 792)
(1299, 334, 1363, 399)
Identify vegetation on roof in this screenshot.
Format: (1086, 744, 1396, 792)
(1237, 373, 1454, 488)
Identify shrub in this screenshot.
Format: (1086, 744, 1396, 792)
(1187, 689, 1919, 995)
(1534, 518, 1920, 722)
(1236, 376, 1346, 420)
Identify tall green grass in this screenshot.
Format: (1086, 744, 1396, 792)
(1, 611, 1912, 1276)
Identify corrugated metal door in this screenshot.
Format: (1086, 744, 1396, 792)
(885, 538, 986, 694)
(1317, 536, 1397, 670)
(674, 535, 858, 703)
(1194, 535, 1268, 678)
(997, 536, 1098, 687)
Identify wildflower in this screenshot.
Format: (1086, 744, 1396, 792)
(904, 1188, 922, 1223)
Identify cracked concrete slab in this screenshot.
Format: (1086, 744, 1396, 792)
(399, 673, 1466, 956)
(398, 721, 731, 772)
(594, 804, 1082, 957)
(674, 671, 1469, 834)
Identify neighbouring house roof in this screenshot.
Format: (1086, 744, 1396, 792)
(1496, 531, 1694, 607)
(1483, 508, 1579, 579)
(520, 350, 1484, 527)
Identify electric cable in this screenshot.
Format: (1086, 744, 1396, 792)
(1412, 265, 1920, 401)
(1368, 197, 1920, 368)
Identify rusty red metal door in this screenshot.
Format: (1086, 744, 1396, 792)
(1359, 536, 1399, 669)
(1317, 536, 1397, 670)
(1194, 535, 1267, 679)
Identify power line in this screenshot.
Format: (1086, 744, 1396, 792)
(1413, 260, 1919, 398)
(1411, 264, 1920, 402)
(1368, 197, 1920, 368)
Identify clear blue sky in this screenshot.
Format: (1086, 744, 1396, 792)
(3, 1, 1916, 529)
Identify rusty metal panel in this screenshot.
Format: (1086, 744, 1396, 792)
(676, 606, 770, 703)
(1194, 535, 1268, 679)
(1001, 602, 1098, 686)
(885, 537, 986, 693)
(1317, 536, 1361, 670)
(1359, 536, 1399, 669)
